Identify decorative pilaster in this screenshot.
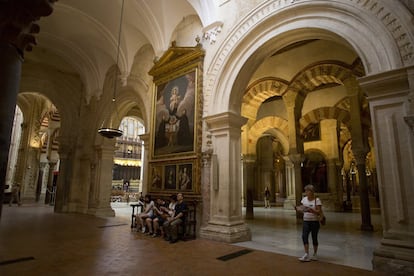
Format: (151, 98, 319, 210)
(87, 141, 116, 217)
(360, 66, 414, 273)
(200, 112, 251, 243)
(201, 147, 213, 227)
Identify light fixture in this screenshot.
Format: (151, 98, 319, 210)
(98, 0, 125, 139)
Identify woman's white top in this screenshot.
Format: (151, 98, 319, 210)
(301, 197, 322, 221)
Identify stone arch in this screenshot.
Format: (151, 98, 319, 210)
(242, 77, 289, 120)
(289, 60, 362, 98)
(246, 116, 289, 155)
(206, 0, 412, 115)
(300, 106, 351, 132)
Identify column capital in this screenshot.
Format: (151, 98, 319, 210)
(0, 0, 58, 56)
(204, 112, 247, 133)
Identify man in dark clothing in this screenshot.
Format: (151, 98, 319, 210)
(163, 193, 187, 243)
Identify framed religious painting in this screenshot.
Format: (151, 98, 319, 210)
(148, 159, 197, 193)
(148, 43, 204, 195)
(149, 164, 163, 191)
(149, 44, 204, 160)
(152, 69, 198, 159)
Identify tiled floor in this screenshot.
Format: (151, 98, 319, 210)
(0, 202, 384, 276)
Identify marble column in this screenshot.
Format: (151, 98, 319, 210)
(0, 0, 57, 219)
(243, 154, 256, 219)
(200, 112, 251, 242)
(360, 67, 414, 274)
(344, 77, 373, 231)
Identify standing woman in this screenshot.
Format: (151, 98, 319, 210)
(295, 184, 322, 262)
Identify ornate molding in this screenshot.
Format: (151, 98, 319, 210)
(205, 0, 414, 113)
(404, 114, 414, 135)
(202, 21, 223, 45)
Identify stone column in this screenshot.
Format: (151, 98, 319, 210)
(344, 77, 373, 231)
(289, 154, 304, 219)
(87, 141, 116, 217)
(200, 112, 251, 242)
(243, 154, 256, 219)
(139, 133, 150, 195)
(326, 159, 337, 194)
(360, 67, 414, 273)
(54, 137, 73, 213)
(283, 91, 304, 217)
(0, 0, 57, 219)
(0, 44, 23, 217)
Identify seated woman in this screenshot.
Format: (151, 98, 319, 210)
(136, 194, 154, 233)
(145, 197, 168, 236)
(151, 194, 177, 238)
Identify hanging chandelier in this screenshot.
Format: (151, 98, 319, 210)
(98, 0, 125, 139)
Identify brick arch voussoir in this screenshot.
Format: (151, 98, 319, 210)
(248, 116, 289, 142)
(300, 107, 351, 132)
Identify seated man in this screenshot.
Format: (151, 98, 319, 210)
(163, 193, 187, 243)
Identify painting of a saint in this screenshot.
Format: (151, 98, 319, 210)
(164, 165, 177, 190)
(154, 71, 196, 157)
(178, 164, 192, 190)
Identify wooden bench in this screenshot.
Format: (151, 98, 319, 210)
(130, 197, 197, 240)
(130, 203, 144, 229)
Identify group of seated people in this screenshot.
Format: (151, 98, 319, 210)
(135, 192, 187, 243)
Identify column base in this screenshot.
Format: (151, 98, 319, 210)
(87, 206, 115, 217)
(373, 242, 414, 275)
(200, 222, 251, 243)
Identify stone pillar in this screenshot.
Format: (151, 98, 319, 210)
(335, 160, 344, 211)
(326, 159, 337, 194)
(360, 67, 414, 274)
(45, 161, 56, 204)
(283, 157, 294, 208)
(0, 0, 57, 219)
(200, 112, 251, 242)
(344, 77, 373, 231)
(54, 137, 73, 213)
(243, 154, 256, 219)
(289, 154, 304, 219)
(0, 43, 23, 217)
(87, 141, 116, 217)
(353, 148, 373, 231)
(139, 133, 150, 195)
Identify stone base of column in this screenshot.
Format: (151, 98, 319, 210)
(373, 242, 414, 275)
(200, 222, 251, 243)
(87, 207, 115, 217)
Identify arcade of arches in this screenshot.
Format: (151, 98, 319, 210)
(1, 1, 414, 274)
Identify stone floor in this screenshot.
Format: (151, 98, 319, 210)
(0, 202, 386, 276)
